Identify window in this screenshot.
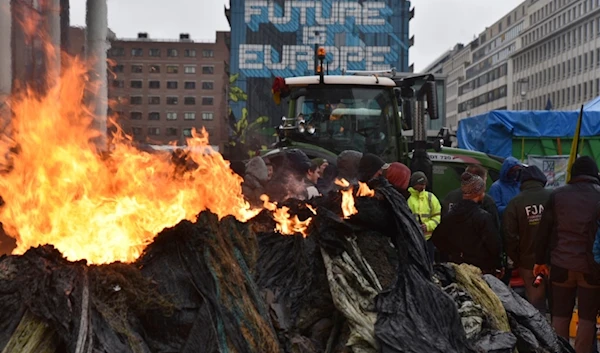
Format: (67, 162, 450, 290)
(183, 128, 193, 137)
(148, 112, 160, 120)
(149, 48, 161, 57)
(167, 81, 178, 89)
(202, 112, 214, 120)
(149, 81, 160, 89)
(109, 47, 125, 56)
(149, 65, 160, 74)
(202, 81, 214, 90)
(184, 65, 196, 74)
(112, 64, 124, 73)
(130, 96, 143, 105)
(166, 112, 177, 120)
(130, 80, 143, 89)
(167, 65, 179, 74)
(201, 97, 213, 106)
(166, 128, 178, 136)
(184, 112, 196, 120)
(112, 80, 124, 88)
(148, 127, 160, 136)
(131, 65, 143, 73)
(132, 127, 143, 137)
(148, 96, 160, 105)
(184, 81, 196, 89)
(167, 49, 178, 57)
(131, 48, 143, 57)
(184, 97, 196, 105)
(130, 112, 142, 120)
(202, 49, 214, 58)
(201, 66, 214, 74)
(184, 49, 196, 57)
(167, 96, 179, 105)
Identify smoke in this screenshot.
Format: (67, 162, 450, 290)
(264, 164, 308, 203)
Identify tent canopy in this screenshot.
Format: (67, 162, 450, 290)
(457, 106, 600, 157)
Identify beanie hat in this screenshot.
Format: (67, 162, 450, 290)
(357, 153, 389, 183)
(571, 156, 600, 179)
(337, 150, 363, 183)
(520, 165, 547, 186)
(311, 158, 326, 167)
(285, 149, 311, 176)
(460, 172, 485, 196)
(409, 171, 428, 187)
(386, 162, 411, 190)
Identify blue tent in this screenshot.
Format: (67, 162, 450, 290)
(457, 104, 600, 157)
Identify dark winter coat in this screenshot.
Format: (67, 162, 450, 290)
(442, 188, 500, 230)
(241, 157, 269, 207)
(432, 200, 502, 273)
(503, 170, 552, 270)
(535, 175, 600, 280)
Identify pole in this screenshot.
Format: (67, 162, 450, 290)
(0, 0, 12, 131)
(566, 105, 584, 183)
(86, 0, 108, 150)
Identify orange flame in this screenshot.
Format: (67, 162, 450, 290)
(357, 182, 375, 197)
(0, 55, 264, 264)
(334, 179, 357, 218)
(260, 195, 314, 237)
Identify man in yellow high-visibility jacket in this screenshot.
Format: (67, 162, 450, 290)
(408, 171, 441, 262)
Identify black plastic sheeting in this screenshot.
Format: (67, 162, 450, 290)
(484, 275, 575, 353)
(350, 178, 477, 353)
(0, 212, 280, 353)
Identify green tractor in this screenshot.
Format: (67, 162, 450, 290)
(261, 48, 503, 200)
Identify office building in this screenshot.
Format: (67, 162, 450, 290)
(107, 32, 230, 149)
(226, 0, 413, 126)
(512, 0, 600, 111)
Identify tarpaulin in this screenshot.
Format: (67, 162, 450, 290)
(457, 110, 600, 157)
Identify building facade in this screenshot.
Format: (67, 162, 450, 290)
(226, 0, 413, 126)
(107, 32, 230, 149)
(512, 0, 600, 111)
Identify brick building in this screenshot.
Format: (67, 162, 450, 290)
(107, 31, 230, 149)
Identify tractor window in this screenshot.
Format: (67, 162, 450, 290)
(293, 85, 394, 155)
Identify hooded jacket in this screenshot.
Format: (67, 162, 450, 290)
(488, 156, 522, 218)
(407, 187, 441, 241)
(337, 150, 363, 185)
(432, 200, 501, 273)
(503, 166, 552, 270)
(241, 157, 269, 207)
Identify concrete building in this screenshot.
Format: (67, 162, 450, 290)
(455, 2, 531, 120)
(107, 32, 230, 149)
(511, 0, 600, 111)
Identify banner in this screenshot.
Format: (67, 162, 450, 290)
(526, 155, 570, 189)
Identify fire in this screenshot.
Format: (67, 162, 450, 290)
(335, 179, 357, 218)
(0, 55, 262, 264)
(357, 182, 375, 197)
(261, 195, 314, 237)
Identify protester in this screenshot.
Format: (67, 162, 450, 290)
(264, 158, 274, 181)
(432, 172, 501, 274)
(312, 158, 329, 175)
(442, 164, 499, 228)
(534, 156, 600, 353)
(306, 161, 321, 199)
(337, 150, 363, 185)
(241, 156, 269, 207)
(407, 171, 441, 262)
(489, 156, 523, 218)
(503, 165, 551, 314)
(357, 153, 389, 183)
(316, 164, 338, 195)
(384, 162, 411, 199)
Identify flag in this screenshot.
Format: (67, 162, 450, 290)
(545, 97, 553, 110)
(567, 105, 584, 182)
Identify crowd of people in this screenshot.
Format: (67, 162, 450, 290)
(238, 149, 600, 353)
